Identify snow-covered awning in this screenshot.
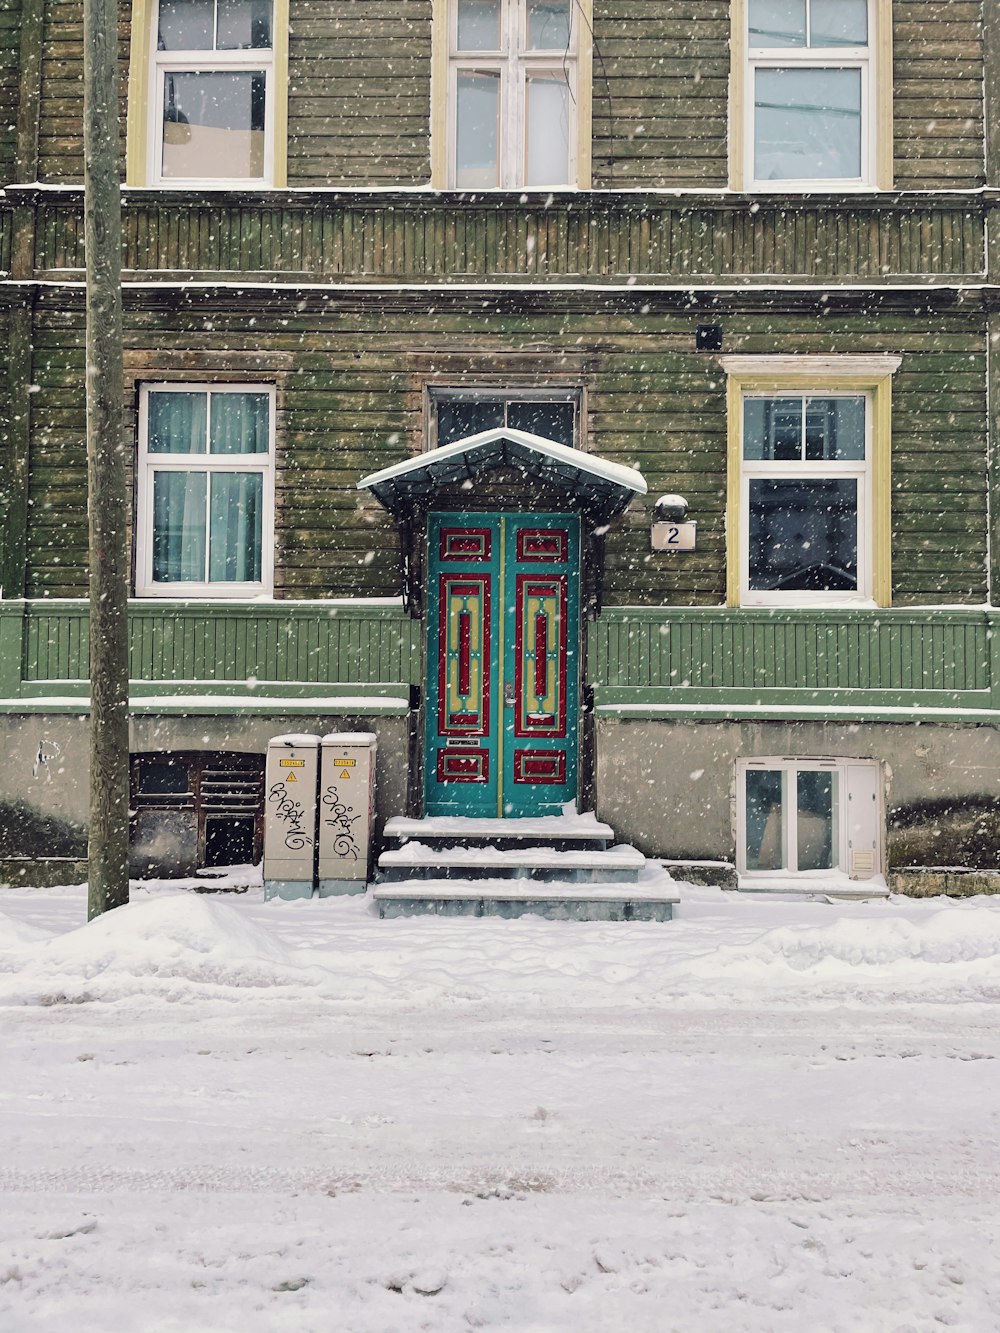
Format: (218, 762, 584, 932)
(357, 427, 646, 523)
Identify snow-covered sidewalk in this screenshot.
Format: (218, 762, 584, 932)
(1, 880, 999, 1331)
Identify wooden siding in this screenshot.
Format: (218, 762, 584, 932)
(18, 292, 989, 608)
(17, 191, 989, 285)
(287, 0, 431, 186)
(21, 600, 421, 685)
(17, 0, 989, 190)
(0, 0, 22, 183)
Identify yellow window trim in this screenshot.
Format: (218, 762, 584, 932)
(431, 0, 593, 190)
(721, 355, 901, 609)
(729, 0, 893, 192)
(126, 0, 290, 188)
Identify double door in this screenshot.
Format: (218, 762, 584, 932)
(425, 512, 580, 818)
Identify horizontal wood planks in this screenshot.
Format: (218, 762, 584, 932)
(16, 292, 989, 607)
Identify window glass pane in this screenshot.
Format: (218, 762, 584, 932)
(148, 391, 207, 454)
(525, 73, 571, 186)
(748, 478, 859, 592)
(527, 0, 571, 50)
(162, 71, 266, 180)
(138, 760, 190, 794)
(811, 0, 867, 47)
(507, 400, 575, 444)
(209, 473, 263, 582)
(210, 392, 270, 454)
(157, 0, 213, 50)
(797, 771, 835, 871)
(456, 71, 500, 187)
(152, 470, 207, 581)
(216, 0, 272, 49)
(456, 0, 500, 50)
(754, 68, 862, 181)
(744, 397, 802, 461)
(745, 769, 785, 870)
(748, 0, 806, 46)
(805, 396, 865, 461)
(436, 398, 505, 445)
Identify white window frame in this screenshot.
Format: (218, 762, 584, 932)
(736, 0, 888, 192)
(427, 385, 582, 449)
(136, 383, 275, 599)
(146, 0, 276, 188)
(739, 389, 873, 608)
(736, 756, 882, 884)
(445, 0, 579, 189)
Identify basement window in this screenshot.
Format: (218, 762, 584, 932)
(736, 757, 881, 884)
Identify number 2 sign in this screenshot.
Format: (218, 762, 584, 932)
(651, 521, 697, 552)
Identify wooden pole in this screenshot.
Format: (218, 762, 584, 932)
(84, 0, 129, 917)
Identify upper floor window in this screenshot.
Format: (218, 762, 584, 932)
(442, 0, 582, 189)
(734, 0, 891, 191)
(136, 385, 275, 597)
(128, 0, 289, 187)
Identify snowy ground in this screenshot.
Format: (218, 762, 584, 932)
(1, 875, 999, 1332)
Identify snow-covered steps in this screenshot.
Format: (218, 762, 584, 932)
(382, 812, 615, 852)
(372, 865, 679, 922)
(374, 815, 678, 921)
(377, 841, 646, 884)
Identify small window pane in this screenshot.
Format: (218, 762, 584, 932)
(162, 71, 266, 180)
(525, 73, 571, 187)
(810, 0, 867, 47)
(209, 473, 263, 582)
(138, 760, 190, 794)
(745, 769, 785, 870)
(210, 392, 270, 454)
(457, 0, 500, 50)
(437, 398, 505, 445)
(527, 0, 571, 50)
(148, 391, 207, 454)
(507, 400, 575, 444)
(804, 397, 865, 461)
(797, 771, 835, 870)
(754, 67, 862, 181)
(748, 0, 806, 46)
(152, 471, 207, 582)
(456, 71, 500, 188)
(216, 0, 272, 49)
(157, 0, 213, 50)
(748, 478, 859, 592)
(744, 397, 802, 461)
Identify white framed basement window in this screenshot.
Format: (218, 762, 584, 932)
(736, 757, 882, 884)
(433, 0, 592, 189)
(136, 384, 275, 598)
(730, 0, 893, 191)
(127, 0, 290, 187)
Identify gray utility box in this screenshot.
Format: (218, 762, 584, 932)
(318, 733, 377, 896)
(263, 734, 320, 900)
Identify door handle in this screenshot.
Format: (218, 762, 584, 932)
(504, 681, 515, 708)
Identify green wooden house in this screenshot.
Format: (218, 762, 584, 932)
(0, 0, 998, 895)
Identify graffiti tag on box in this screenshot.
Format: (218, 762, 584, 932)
(322, 784, 361, 860)
(268, 781, 313, 851)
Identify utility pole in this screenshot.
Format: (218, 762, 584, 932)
(84, 0, 129, 917)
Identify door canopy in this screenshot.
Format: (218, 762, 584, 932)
(358, 428, 646, 523)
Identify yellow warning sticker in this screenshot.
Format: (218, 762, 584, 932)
(279, 759, 305, 768)
(286, 772, 297, 782)
(339, 769, 351, 780)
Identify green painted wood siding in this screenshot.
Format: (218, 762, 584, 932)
(0, 0, 22, 183)
(20, 191, 988, 285)
(21, 600, 421, 685)
(287, 0, 431, 186)
(17, 292, 989, 608)
(17, 0, 989, 189)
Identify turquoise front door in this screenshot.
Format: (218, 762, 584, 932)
(425, 512, 581, 818)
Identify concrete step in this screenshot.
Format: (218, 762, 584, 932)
(382, 813, 615, 853)
(378, 841, 645, 884)
(372, 865, 679, 922)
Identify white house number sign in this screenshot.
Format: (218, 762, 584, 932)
(651, 521, 697, 552)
